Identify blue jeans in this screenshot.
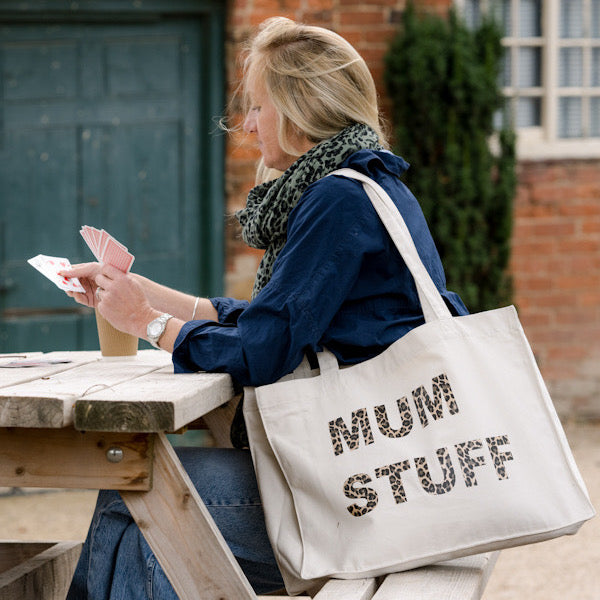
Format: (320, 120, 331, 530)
(67, 447, 284, 599)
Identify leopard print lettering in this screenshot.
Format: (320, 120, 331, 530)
(486, 435, 514, 480)
(455, 439, 485, 487)
(412, 386, 431, 428)
(375, 460, 411, 504)
(373, 397, 413, 438)
(432, 374, 459, 415)
(329, 408, 374, 456)
(344, 473, 379, 517)
(412, 373, 457, 427)
(414, 447, 456, 495)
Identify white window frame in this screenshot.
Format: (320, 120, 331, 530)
(456, 0, 600, 160)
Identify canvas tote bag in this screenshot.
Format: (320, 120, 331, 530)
(243, 168, 595, 594)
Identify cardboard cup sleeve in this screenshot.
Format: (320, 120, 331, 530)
(95, 309, 138, 357)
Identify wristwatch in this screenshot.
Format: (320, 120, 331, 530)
(146, 313, 173, 348)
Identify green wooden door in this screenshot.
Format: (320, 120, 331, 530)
(0, 3, 224, 352)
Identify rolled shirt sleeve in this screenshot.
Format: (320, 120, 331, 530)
(209, 297, 249, 325)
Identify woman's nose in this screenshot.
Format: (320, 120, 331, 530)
(243, 112, 256, 134)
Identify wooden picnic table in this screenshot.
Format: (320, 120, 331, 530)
(0, 349, 255, 599)
(0, 349, 498, 600)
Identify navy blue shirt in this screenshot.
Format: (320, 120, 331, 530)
(172, 150, 468, 386)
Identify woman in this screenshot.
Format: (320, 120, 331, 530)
(63, 17, 467, 598)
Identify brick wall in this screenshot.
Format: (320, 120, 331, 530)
(511, 161, 600, 418)
(223, 0, 600, 419)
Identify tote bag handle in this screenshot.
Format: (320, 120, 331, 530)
(329, 168, 452, 324)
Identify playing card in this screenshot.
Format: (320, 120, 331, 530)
(80, 226, 103, 261)
(98, 229, 110, 257)
(79, 227, 97, 260)
(80, 226, 134, 272)
(28, 255, 86, 293)
(102, 237, 135, 272)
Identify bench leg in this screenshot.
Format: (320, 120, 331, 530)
(0, 541, 82, 600)
(121, 432, 256, 600)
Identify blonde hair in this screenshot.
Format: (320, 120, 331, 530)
(239, 17, 388, 164)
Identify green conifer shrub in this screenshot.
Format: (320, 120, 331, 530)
(384, 3, 516, 312)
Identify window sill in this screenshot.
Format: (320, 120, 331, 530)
(516, 130, 600, 161)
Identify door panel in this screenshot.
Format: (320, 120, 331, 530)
(0, 14, 223, 352)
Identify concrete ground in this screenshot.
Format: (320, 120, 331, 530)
(0, 421, 597, 599)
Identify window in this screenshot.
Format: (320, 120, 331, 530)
(457, 0, 600, 159)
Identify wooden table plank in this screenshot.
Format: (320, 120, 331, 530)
(0, 427, 153, 490)
(0, 351, 171, 429)
(121, 432, 256, 600)
(74, 369, 234, 433)
(0, 352, 100, 390)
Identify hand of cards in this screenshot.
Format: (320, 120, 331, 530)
(28, 227, 135, 293)
(27, 255, 86, 293)
(79, 226, 135, 273)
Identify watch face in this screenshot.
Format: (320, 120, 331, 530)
(148, 320, 162, 337)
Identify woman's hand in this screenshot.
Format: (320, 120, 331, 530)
(60, 263, 157, 338)
(61, 263, 190, 349)
(59, 262, 103, 308)
(93, 265, 157, 338)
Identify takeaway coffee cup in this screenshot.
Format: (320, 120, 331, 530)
(95, 309, 138, 357)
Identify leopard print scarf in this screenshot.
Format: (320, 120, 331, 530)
(236, 123, 383, 299)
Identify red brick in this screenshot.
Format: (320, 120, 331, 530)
(363, 26, 398, 43)
(339, 0, 400, 5)
(339, 10, 387, 26)
(252, 0, 298, 10)
(580, 291, 600, 307)
(556, 274, 600, 290)
(305, 0, 335, 8)
(559, 200, 600, 217)
(516, 311, 552, 328)
(249, 11, 297, 26)
(557, 238, 600, 254)
(509, 255, 553, 275)
(582, 218, 600, 234)
(524, 326, 578, 345)
(547, 345, 589, 361)
(341, 30, 362, 45)
(510, 239, 557, 256)
(302, 10, 334, 24)
(555, 306, 599, 325)
(512, 272, 553, 289)
(529, 184, 573, 205)
(518, 291, 573, 309)
(518, 162, 563, 185)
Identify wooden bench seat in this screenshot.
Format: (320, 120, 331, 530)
(0, 540, 82, 600)
(258, 552, 499, 600)
(0, 543, 497, 600)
